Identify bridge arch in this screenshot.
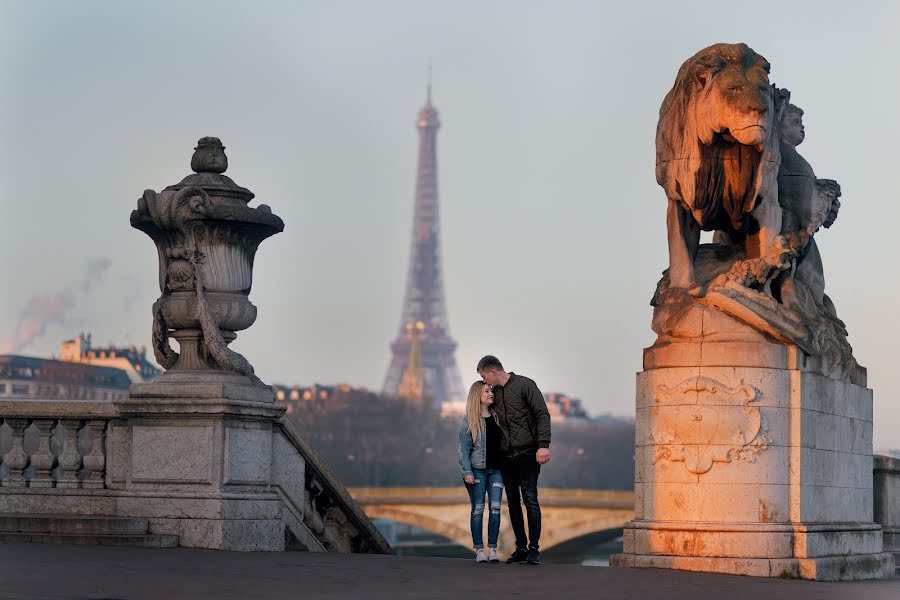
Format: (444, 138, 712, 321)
(351, 487, 635, 554)
(363, 506, 473, 551)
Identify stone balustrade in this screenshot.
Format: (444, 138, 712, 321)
(275, 418, 392, 554)
(0, 398, 391, 553)
(873, 454, 899, 560)
(0, 402, 116, 490)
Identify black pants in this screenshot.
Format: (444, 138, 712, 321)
(500, 452, 541, 550)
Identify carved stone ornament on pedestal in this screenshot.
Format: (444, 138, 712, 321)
(611, 43, 894, 581)
(130, 137, 283, 388)
(650, 376, 771, 475)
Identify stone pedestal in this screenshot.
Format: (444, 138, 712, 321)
(611, 316, 894, 580)
(107, 383, 288, 551)
(874, 455, 900, 565)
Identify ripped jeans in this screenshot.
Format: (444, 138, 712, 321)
(465, 468, 504, 549)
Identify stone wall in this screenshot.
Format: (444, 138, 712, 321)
(874, 454, 900, 560)
(0, 398, 392, 554)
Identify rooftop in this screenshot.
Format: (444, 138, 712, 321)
(0, 354, 132, 388)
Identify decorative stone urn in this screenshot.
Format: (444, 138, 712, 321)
(130, 137, 283, 387)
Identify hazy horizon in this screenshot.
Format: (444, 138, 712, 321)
(1, 1, 898, 447)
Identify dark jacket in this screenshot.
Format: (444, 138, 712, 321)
(491, 373, 551, 458)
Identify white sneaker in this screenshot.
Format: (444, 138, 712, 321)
(475, 548, 488, 563)
(488, 548, 500, 563)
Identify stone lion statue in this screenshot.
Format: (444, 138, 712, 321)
(650, 43, 861, 382)
(656, 43, 783, 296)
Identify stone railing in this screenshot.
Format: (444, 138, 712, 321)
(275, 419, 393, 554)
(0, 401, 116, 490)
(874, 454, 899, 558)
(0, 398, 391, 553)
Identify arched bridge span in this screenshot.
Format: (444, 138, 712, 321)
(349, 487, 634, 552)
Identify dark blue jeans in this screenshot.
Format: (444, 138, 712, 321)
(464, 468, 504, 548)
(501, 453, 541, 550)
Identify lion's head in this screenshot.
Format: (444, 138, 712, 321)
(656, 43, 780, 232)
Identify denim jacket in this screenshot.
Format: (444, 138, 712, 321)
(457, 413, 499, 479)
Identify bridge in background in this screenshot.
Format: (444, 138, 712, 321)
(349, 487, 634, 552)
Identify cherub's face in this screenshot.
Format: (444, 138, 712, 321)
(782, 110, 805, 147)
(824, 196, 841, 229)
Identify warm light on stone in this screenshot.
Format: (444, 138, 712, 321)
(610, 44, 895, 581)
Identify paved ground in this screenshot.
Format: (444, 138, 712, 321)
(0, 543, 897, 600)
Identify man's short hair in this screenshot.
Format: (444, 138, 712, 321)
(477, 355, 503, 372)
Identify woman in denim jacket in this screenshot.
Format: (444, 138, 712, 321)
(458, 380, 504, 563)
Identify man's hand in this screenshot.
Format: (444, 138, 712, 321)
(464, 475, 475, 485)
(536, 448, 550, 465)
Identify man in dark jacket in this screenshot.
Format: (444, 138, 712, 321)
(477, 355, 551, 565)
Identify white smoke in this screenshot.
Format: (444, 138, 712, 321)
(0, 258, 112, 354)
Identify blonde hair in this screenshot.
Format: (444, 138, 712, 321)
(465, 380, 489, 443)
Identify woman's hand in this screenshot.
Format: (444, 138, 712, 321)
(464, 475, 475, 485)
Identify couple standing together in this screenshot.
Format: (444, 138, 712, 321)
(457, 355, 551, 565)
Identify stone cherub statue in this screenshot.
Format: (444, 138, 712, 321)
(775, 101, 842, 314)
(651, 43, 859, 380)
(769, 99, 855, 375)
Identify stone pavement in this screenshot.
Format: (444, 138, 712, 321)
(0, 543, 897, 600)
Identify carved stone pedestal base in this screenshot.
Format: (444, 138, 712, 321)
(611, 338, 894, 580)
(109, 385, 288, 551)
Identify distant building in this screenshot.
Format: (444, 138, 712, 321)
(543, 392, 591, 423)
(273, 383, 358, 416)
(0, 334, 160, 402)
(0, 354, 131, 401)
(59, 333, 160, 383)
(439, 390, 599, 424)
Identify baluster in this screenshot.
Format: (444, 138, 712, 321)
(81, 420, 107, 489)
(29, 419, 56, 488)
(3, 419, 30, 487)
(56, 419, 83, 489)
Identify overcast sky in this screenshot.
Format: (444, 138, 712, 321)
(1, 1, 898, 448)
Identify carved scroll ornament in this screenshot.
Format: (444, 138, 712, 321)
(650, 376, 772, 475)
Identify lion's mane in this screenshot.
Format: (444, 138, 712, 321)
(656, 43, 781, 232)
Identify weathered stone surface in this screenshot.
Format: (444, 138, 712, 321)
(612, 551, 895, 580)
(129, 381, 275, 404)
(651, 43, 861, 385)
(271, 428, 306, 514)
(130, 426, 215, 484)
(873, 455, 900, 561)
(623, 348, 889, 578)
(0, 490, 118, 515)
(0, 396, 390, 553)
(625, 80, 891, 578)
(223, 425, 272, 485)
(130, 137, 283, 387)
(622, 353, 888, 578)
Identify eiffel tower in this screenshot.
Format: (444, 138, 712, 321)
(382, 81, 464, 407)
